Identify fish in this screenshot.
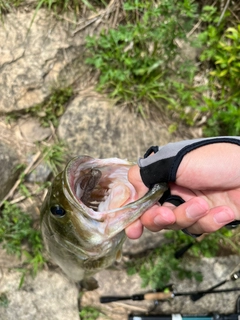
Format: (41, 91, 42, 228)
(40, 156, 167, 289)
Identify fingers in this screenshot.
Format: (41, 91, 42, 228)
(182, 205, 235, 235)
(140, 204, 176, 231)
(125, 204, 176, 239)
(135, 197, 209, 234)
(159, 198, 235, 234)
(125, 198, 208, 238)
(166, 197, 210, 230)
(125, 219, 144, 239)
(126, 163, 237, 239)
(125, 198, 236, 239)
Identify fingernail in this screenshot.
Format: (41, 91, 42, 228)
(214, 210, 234, 224)
(153, 216, 163, 226)
(154, 211, 175, 226)
(186, 203, 206, 219)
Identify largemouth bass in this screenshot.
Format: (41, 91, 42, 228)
(40, 156, 167, 289)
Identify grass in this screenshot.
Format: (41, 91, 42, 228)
(0, 0, 108, 16)
(40, 141, 67, 175)
(27, 86, 73, 128)
(0, 201, 45, 286)
(0, 0, 24, 15)
(2, 0, 239, 135)
(85, 0, 240, 136)
(0, 140, 66, 286)
(79, 306, 103, 320)
(85, 0, 199, 116)
(0, 293, 9, 308)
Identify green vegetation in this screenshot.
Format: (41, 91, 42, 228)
(5, 86, 73, 128)
(0, 0, 108, 16)
(0, 141, 66, 285)
(0, 0, 24, 15)
(85, 0, 240, 136)
(85, 0, 199, 116)
(127, 227, 236, 289)
(0, 201, 45, 286)
(198, 7, 240, 136)
(40, 141, 67, 175)
(2, 1, 239, 135)
(79, 306, 103, 320)
(34, 0, 82, 14)
(28, 86, 73, 128)
(0, 293, 9, 308)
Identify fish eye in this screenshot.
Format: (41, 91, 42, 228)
(50, 205, 66, 217)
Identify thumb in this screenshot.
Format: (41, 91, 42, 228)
(128, 165, 149, 199)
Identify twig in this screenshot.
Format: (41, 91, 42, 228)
(0, 151, 41, 207)
(72, 17, 100, 34)
(217, 0, 231, 26)
(111, 0, 120, 28)
(72, 0, 117, 35)
(187, 19, 202, 38)
(9, 185, 47, 205)
(228, 8, 240, 23)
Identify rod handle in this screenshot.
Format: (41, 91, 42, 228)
(144, 292, 173, 300)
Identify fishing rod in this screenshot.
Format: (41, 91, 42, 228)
(128, 313, 240, 320)
(128, 295, 240, 320)
(100, 270, 240, 303)
(100, 287, 240, 303)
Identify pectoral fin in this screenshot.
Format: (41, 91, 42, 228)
(79, 277, 99, 291)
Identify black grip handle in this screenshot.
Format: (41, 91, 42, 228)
(100, 296, 130, 303)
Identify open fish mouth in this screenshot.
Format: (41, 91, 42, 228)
(74, 167, 106, 210)
(61, 155, 168, 237)
(65, 156, 136, 212)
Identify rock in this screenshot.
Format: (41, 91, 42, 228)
(14, 118, 51, 143)
(26, 155, 52, 183)
(0, 141, 20, 201)
(58, 94, 176, 160)
(0, 269, 79, 320)
(123, 228, 167, 255)
(0, 9, 90, 113)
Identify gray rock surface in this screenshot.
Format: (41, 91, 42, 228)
(0, 9, 89, 113)
(15, 118, 51, 143)
(0, 267, 79, 320)
(123, 228, 167, 255)
(58, 94, 176, 160)
(0, 141, 20, 201)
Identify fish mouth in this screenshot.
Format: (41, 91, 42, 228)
(63, 156, 168, 238)
(65, 156, 135, 212)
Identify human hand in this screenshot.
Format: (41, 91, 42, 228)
(125, 142, 240, 239)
